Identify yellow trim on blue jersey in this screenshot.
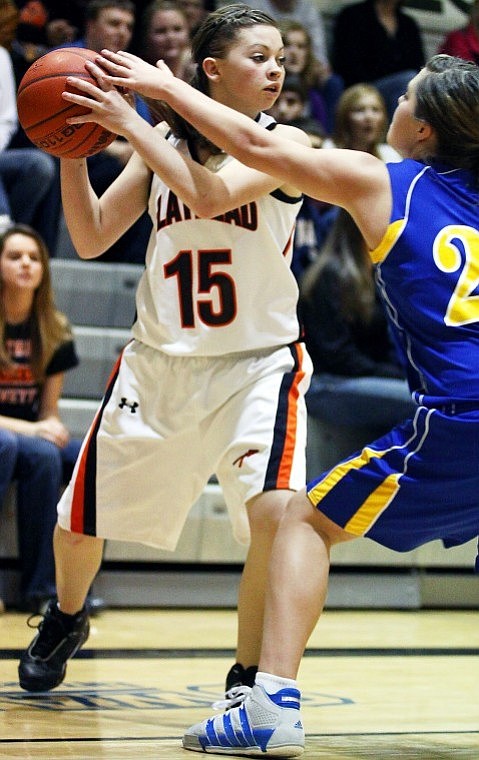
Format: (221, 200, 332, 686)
(307, 445, 401, 537)
(370, 219, 405, 264)
(345, 473, 400, 535)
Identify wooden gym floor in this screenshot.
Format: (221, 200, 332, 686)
(1, 608, 479, 758)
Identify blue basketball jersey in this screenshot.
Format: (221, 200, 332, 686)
(307, 159, 479, 568)
(371, 159, 479, 407)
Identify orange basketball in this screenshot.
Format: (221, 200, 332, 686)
(17, 47, 117, 159)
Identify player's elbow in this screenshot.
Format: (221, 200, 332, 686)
(190, 195, 218, 218)
(233, 127, 269, 168)
(188, 186, 233, 218)
(73, 237, 108, 260)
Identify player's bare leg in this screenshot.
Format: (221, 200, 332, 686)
(221, 490, 291, 701)
(183, 493, 353, 755)
(54, 525, 104, 614)
(259, 490, 355, 678)
(238, 490, 291, 665)
(18, 526, 104, 691)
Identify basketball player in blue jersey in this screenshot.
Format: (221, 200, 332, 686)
(93, 49, 479, 756)
(17, 5, 313, 701)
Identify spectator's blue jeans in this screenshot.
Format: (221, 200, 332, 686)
(0, 148, 56, 223)
(0, 430, 81, 601)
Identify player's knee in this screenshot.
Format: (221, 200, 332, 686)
(247, 492, 288, 535)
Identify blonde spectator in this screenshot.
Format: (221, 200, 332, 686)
(324, 82, 401, 162)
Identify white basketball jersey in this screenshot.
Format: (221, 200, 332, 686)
(131, 113, 303, 356)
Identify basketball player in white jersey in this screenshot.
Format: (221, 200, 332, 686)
(18, 5, 313, 704)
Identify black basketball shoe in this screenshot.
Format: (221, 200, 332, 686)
(213, 662, 259, 710)
(18, 600, 90, 692)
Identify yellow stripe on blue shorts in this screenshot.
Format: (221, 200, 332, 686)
(307, 445, 402, 537)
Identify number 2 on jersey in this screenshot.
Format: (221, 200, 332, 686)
(164, 249, 237, 328)
(433, 225, 479, 326)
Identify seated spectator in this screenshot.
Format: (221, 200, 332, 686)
(54, 0, 153, 262)
(268, 73, 327, 280)
(438, 0, 479, 64)
(324, 82, 401, 162)
(0, 225, 81, 612)
(292, 83, 400, 281)
(136, 0, 194, 125)
(0, 0, 56, 242)
(268, 73, 324, 148)
(176, 0, 209, 39)
(141, 0, 192, 77)
(332, 0, 425, 120)
(14, 1, 86, 48)
(11, 1, 49, 66)
(299, 209, 415, 431)
(243, 0, 329, 64)
(280, 19, 343, 136)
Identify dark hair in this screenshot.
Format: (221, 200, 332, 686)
(163, 3, 278, 152)
(86, 0, 135, 22)
(300, 210, 374, 323)
(415, 54, 479, 183)
(281, 73, 307, 101)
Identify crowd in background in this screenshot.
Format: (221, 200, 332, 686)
(0, 0, 477, 612)
(3, 0, 474, 265)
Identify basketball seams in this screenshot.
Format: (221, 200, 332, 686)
(16, 47, 115, 158)
(17, 72, 95, 97)
(17, 102, 92, 132)
(62, 125, 111, 158)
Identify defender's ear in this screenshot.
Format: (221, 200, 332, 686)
(202, 57, 221, 82)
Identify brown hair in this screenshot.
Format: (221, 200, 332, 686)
(162, 3, 278, 152)
(140, 0, 189, 63)
(0, 225, 73, 380)
(415, 54, 479, 184)
(85, 0, 135, 21)
(300, 209, 374, 324)
(280, 19, 317, 90)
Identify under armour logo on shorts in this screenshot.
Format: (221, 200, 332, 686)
(118, 397, 139, 413)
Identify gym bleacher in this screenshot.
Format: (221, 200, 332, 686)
(1, 253, 478, 610)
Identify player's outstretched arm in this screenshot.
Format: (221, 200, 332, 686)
(97, 49, 307, 178)
(96, 49, 391, 232)
(63, 59, 307, 217)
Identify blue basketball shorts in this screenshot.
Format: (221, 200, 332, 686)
(307, 405, 479, 565)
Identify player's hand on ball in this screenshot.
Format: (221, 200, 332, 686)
(96, 49, 174, 100)
(63, 66, 141, 139)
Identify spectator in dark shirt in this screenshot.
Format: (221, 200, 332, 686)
(332, 0, 425, 119)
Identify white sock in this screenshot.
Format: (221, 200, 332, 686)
(256, 671, 298, 694)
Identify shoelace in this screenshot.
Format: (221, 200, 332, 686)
(27, 610, 65, 658)
(212, 684, 252, 711)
